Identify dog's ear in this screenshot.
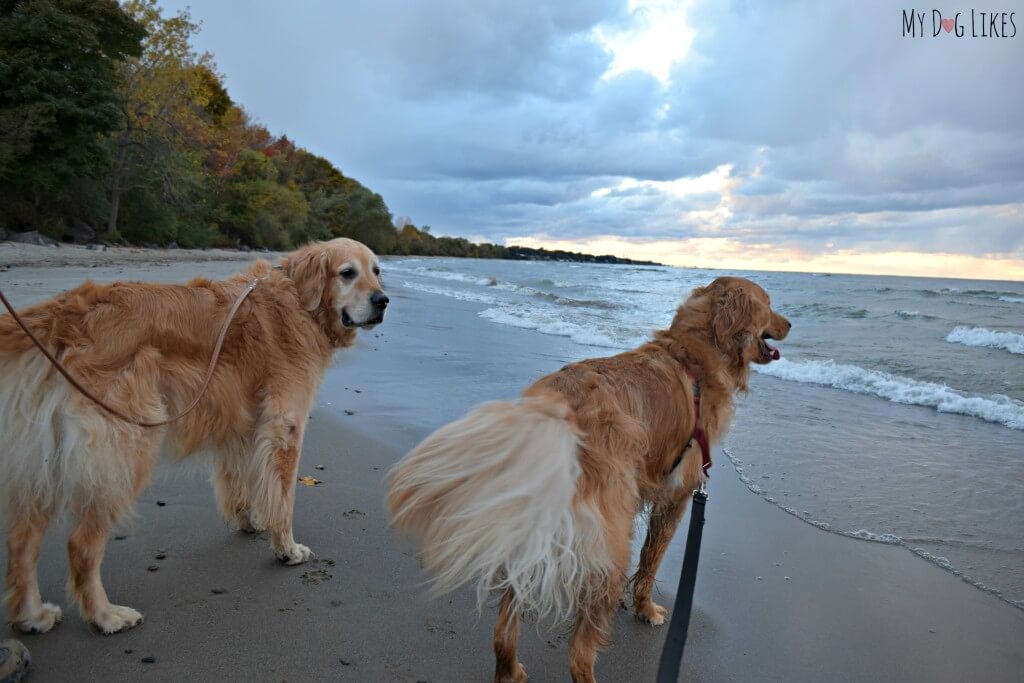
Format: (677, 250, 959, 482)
(700, 280, 755, 351)
(282, 248, 330, 311)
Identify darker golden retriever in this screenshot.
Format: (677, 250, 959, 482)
(388, 276, 790, 683)
(0, 238, 386, 634)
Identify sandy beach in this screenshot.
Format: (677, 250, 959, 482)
(1, 246, 1022, 682)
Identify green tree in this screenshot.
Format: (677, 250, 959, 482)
(104, 0, 217, 238)
(215, 148, 309, 250)
(0, 0, 145, 231)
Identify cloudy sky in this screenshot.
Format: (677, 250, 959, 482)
(163, 0, 1023, 279)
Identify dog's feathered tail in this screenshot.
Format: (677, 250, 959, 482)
(387, 394, 609, 623)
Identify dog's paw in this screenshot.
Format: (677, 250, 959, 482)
(14, 601, 63, 634)
(495, 661, 529, 683)
(276, 542, 314, 565)
(91, 604, 144, 635)
(235, 513, 261, 534)
(635, 600, 667, 626)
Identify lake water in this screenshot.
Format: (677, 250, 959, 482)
(387, 257, 1024, 610)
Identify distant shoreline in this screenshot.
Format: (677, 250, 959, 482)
(0, 239, 660, 269)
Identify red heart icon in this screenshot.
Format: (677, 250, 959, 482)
(941, 17, 955, 32)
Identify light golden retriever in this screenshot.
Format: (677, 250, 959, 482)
(388, 276, 790, 683)
(0, 238, 386, 634)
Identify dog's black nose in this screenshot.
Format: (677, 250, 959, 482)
(371, 291, 389, 309)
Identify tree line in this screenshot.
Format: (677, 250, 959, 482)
(0, 0, 656, 265)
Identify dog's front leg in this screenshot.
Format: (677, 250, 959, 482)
(251, 413, 314, 565)
(632, 496, 688, 626)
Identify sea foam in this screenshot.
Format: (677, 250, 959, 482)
(478, 306, 631, 349)
(946, 326, 1024, 355)
(401, 281, 500, 304)
(753, 358, 1024, 430)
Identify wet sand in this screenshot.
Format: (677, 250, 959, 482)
(0, 253, 1022, 682)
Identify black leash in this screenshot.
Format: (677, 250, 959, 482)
(656, 484, 708, 683)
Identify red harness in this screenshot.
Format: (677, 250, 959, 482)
(669, 368, 711, 478)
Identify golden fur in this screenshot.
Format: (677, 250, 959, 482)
(0, 237, 386, 634)
(388, 276, 790, 683)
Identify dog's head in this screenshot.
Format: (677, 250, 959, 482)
(685, 276, 790, 379)
(280, 238, 388, 344)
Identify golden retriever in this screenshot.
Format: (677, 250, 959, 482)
(387, 276, 790, 683)
(0, 238, 386, 634)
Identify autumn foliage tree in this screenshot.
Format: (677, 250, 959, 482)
(0, 1, 654, 264)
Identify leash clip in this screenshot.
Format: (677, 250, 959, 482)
(693, 480, 708, 500)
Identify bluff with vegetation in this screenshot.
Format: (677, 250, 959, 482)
(0, 0, 656, 265)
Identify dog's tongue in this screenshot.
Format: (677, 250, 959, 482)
(766, 341, 780, 361)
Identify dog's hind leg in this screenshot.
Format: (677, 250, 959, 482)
(632, 496, 688, 626)
(213, 450, 259, 533)
(568, 592, 617, 683)
(67, 502, 143, 635)
(493, 588, 527, 683)
(4, 508, 60, 634)
(568, 508, 632, 683)
(65, 416, 159, 635)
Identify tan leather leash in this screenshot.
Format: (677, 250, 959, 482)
(0, 277, 262, 428)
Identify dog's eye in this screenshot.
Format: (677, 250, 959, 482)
(373, 266, 380, 276)
(340, 267, 356, 279)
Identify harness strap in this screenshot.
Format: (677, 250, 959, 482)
(686, 370, 712, 477)
(668, 367, 712, 477)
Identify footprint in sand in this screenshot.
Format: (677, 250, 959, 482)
(300, 558, 336, 586)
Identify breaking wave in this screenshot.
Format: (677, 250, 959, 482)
(753, 358, 1024, 430)
(946, 326, 1024, 355)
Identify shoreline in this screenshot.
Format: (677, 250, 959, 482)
(0, 241, 659, 270)
(0, 241, 281, 269)
(0, 258, 1022, 681)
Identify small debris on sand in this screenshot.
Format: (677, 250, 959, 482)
(155, 553, 166, 560)
(211, 588, 227, 595)
(298, 476, 321, 486)
(156, 501, 166, 507)
(147, 565, 159, 572)
(141, 656, 156, 664)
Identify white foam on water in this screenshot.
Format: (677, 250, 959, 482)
(846, 529, 903, 544)
(722, 448, 1019, 609)
(893, 309, 939, 321)
(388, 264, 496, 287)
(412, 268, 494, 286)
(999, 295, 1024, 304)
(946, 326, 1024, 355)
(753, 358, 1024, 430)
(478, 305, 632, 349)
(401, 281, 500, 304)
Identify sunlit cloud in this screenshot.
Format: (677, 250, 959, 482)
(592, 0, 695, 85)
(590, 163, 733, 199)
(168, 1, 1024, 281)
(509, 235, 1024, 281)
